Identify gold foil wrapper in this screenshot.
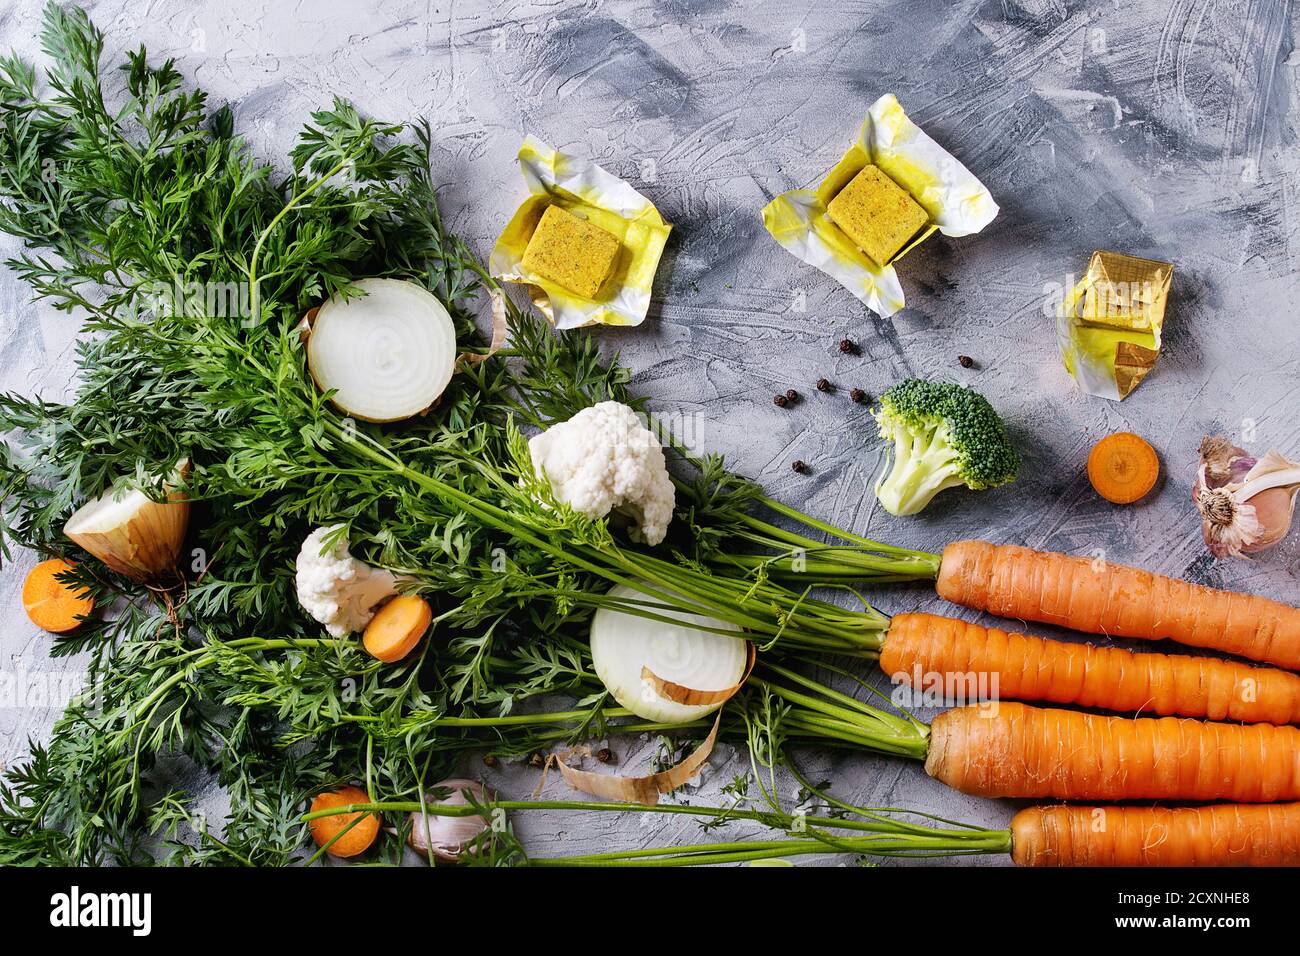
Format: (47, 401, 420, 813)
(1057, 250, 1173, 400)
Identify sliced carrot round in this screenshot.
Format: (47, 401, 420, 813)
(22, 558, 94, 633)
(308, 786, 380, 858)
(1087, 432, 1159, 504)
(363, 594, 432, 663)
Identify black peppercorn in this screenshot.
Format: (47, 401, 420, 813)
(785, 388, 798, 402)
(958, 355, 975, 368)
(773, 394, 789, 408)
(595, 747, 614, 764)
(839, 338, 856, 355)
(850, 388, 866, 403)
(816, 378, 831, 392)
(791, 460, 807, 473)
(483, 754, 498, 768)
(528, 751, 545, 768)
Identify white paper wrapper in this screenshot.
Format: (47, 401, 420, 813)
(762, 94, 998, 317)
(491, 137, 671, 330)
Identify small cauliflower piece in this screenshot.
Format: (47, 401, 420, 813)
(528, 401, 675, 546)
(295, 525, 399, 637)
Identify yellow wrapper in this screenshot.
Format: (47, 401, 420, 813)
(491, 137, 671, 329)
(1056, 250, 1173, 400)
(761, 94, 998, 318)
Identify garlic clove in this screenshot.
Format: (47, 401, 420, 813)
(1197, 434, 1255, 490)
(1240, 485, 1299, 554)
(407, 778, 495, 862)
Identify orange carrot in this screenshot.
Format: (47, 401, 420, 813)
(936, 539, 1300, 670)
(1087, 432, 1159, 504)
(1012, 804, 1300, 867)
(308, 786, 380, 858)
(363, 594, 432, 663)
(22, 558, 94, 633)
(925, 701, 1300, 801)
(881, 611, 1300, 724)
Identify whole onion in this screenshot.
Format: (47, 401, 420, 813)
(408, 778, 496, 862)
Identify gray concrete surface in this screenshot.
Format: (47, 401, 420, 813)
(1, 0, 1298, 866)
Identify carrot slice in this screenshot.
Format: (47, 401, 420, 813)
(362, 594, 432, 663)
(1087, 432, 1159, 503)
(308, 786, 380, 858)
(22, 558, 94, 633)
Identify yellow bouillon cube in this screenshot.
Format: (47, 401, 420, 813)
(521, 205, 621, 299)
(826, 165, 929, 266)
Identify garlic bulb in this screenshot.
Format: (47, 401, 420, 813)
(1195, 436, 1300, 558)
(407, 779, 495, 862)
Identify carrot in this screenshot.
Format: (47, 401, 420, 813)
(22, 558, 94, 633)
(1012, 804, 1300, 867)
(308, 786, 380, 858)
(363, 594, 432, 663)
(936, 539, 1300, 670)
(1087, 431, 1159, 504)
(925, 701, 1300, 801)
(882, 611, 1300, 724)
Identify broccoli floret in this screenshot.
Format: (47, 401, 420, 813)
(872, 378, 1019, 516)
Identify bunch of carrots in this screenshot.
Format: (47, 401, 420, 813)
(27, 527, 1300, 865)
(298, 534, 1300, 867)
(301, 789, 1300, 867)
(858, 536, 1300, 865)
(23, 437, 1300, 865)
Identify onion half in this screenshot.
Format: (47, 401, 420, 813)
(306, 278, 457, 423)
(63, 459, 191, 582)
(589, 583, 749, 724)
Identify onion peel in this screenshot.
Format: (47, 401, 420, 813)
(552, 712, 721, 805)
(455, 290, 508, 369)
(641, 642, 756, 707)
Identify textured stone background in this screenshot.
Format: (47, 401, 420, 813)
(1, 0, 1297, 866)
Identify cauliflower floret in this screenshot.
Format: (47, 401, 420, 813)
(528, 401, 676, 546)
(295, 524, 398, 637)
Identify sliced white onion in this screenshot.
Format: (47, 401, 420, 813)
(306, 278, 457, 423)
(589, 583, 748, 724)
(63, 459, 191, 582)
